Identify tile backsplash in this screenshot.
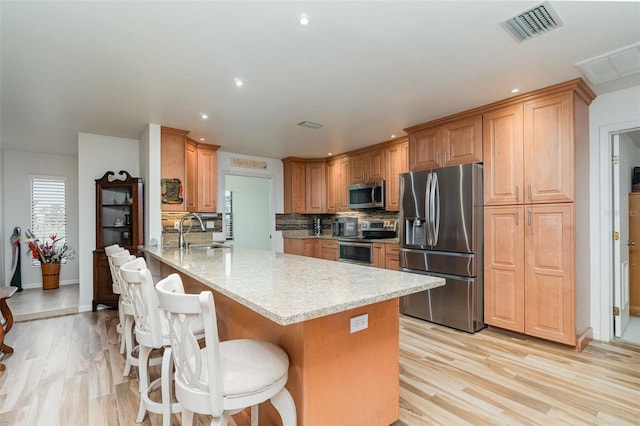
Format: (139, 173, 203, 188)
(161, 211, 223, 245)
(276, 211, 399, 238)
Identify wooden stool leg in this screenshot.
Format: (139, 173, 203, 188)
(0, 297, 15, 372)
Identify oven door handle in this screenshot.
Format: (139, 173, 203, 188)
(339, 241, 373, 248)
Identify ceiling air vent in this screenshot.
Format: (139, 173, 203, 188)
(501, 2, 564, 44)
(297, 121, 323, 129)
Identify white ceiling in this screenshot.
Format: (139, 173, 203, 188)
(1, 1, 639, 159)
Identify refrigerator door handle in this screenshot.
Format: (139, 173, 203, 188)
(425, 172, 433, 246)
(432, 172, 440, 245)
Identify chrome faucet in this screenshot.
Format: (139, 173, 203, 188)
(178, 213, 206, 249)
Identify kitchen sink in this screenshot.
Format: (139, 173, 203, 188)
(186, 242, 232, 251)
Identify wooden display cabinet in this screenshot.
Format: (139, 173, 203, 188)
(93, 170, 144, 311)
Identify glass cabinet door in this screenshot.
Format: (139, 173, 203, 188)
(101, 186, 134, 247)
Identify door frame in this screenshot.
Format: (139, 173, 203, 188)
(598, 120, 640, 342)
(220, 170, 277, 251)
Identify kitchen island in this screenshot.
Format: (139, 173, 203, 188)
(140, 244, 444, 425)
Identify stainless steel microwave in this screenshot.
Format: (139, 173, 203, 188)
(348, 181, 385, 209)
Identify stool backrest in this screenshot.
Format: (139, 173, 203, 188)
(104, 244, 124, 290)
(155, 274, 223, 416)
(119, 257, 164, 348)
(111, 251, 134, 303)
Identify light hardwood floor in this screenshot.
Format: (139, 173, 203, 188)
(0, 311, 638, 425)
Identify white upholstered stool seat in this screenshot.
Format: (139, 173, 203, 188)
(191, 339, 289, 409)
(155, 273, 297, 426)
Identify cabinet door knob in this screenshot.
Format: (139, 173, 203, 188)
(628, 240, 636, 246)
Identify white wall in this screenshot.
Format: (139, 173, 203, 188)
(216, 151, 284, 252)
(2, 150, 79, 288)
(78, 133, 139, 311)
(139, 124, 162, 246)
(590, 85, 640, 341)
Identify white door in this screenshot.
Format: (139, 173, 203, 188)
(613, 133, 631, 337)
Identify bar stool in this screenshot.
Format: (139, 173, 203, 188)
(119, 258, 185, 425)
(155, 273, 297, 426)
(104, 244, 126, 354)
(111, 250, 150, 377)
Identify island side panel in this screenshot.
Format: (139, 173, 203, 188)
(158, 262, 401, 426)
(302, 298, 400, 426)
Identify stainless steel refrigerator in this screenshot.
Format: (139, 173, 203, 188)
(399, 163, 484, 332)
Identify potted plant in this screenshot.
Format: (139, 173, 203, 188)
(25, 229, 75, 290)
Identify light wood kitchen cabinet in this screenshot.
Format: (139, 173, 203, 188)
(327, 156, 352, 213)
(485, 204, 575, 345)
(283, 238, 320, 258)
(484, 92, 576, 206)
(373, 243, 385, 268)
(408, 115, 482, 171)
(326, 159, 338, 213)
(523, 93, 574, 204)
(161, 127, 189, 211)
(524, 203, 575, 345)
(195, 143, 219, 212)
(385, 139, 409, 211)
(337, 157, 351, 211)
(351, 148, 385, 184)
(283, 158, 306, 213)
(482, 79, 594, 350)
(283, 158, 326, 214)
(384, 244, 400, 271)
(186, 139, 219, 213)
(305, 161, 326, 214)
(484, 205, 525, 332)
(320, 239, 338, 261)
(163, 128, 219, 213)
(185, 139, 198, 211)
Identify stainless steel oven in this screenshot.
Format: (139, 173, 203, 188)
(338, 239, 373, 266)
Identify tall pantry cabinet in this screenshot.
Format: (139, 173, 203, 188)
(483, 79, 595, 350)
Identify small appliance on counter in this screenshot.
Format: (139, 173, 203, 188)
(332, 217, 358, 237)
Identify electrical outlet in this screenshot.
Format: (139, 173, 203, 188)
(206, 221, 215, 229)
(173, 221, 180, 230)
(350, 313, 368, 333)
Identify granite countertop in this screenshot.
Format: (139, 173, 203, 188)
(140, 245, 443, 326)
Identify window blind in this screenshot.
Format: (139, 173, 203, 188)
(31, 177, 68, 265)
(225, 190, 234, 240)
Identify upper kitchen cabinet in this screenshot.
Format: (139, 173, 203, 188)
(407, 115, 482, 171)
(326, 155, 350, 213)
(161, 127, 189, 211)
(350, 148, 385, 184)
(305, 161, 326, 214)
(162, 127, 220, 213)
(283, 158, 306, 213)
(483, 80, 594, 206)
(195, 143, 219, 212)
(385, 138, 409, 212)
(283, 158, 326, 213)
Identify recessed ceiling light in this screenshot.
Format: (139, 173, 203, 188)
(511, 88, 520, 93)
(234, 78, 244, 87)
(327, 152, 333, 156)
(298, 14, 310, 26)
(200, 113, 208, 119)
(199, 138, 205, 141)
(391, 134, 396, 138)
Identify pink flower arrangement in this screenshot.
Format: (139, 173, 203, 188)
(25, 229, 75, 264)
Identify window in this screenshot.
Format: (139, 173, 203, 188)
(30, 176, 68, 265)
(225, 190, 234, 240)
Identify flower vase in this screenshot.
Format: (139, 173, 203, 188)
(41, 263, 61, 290)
